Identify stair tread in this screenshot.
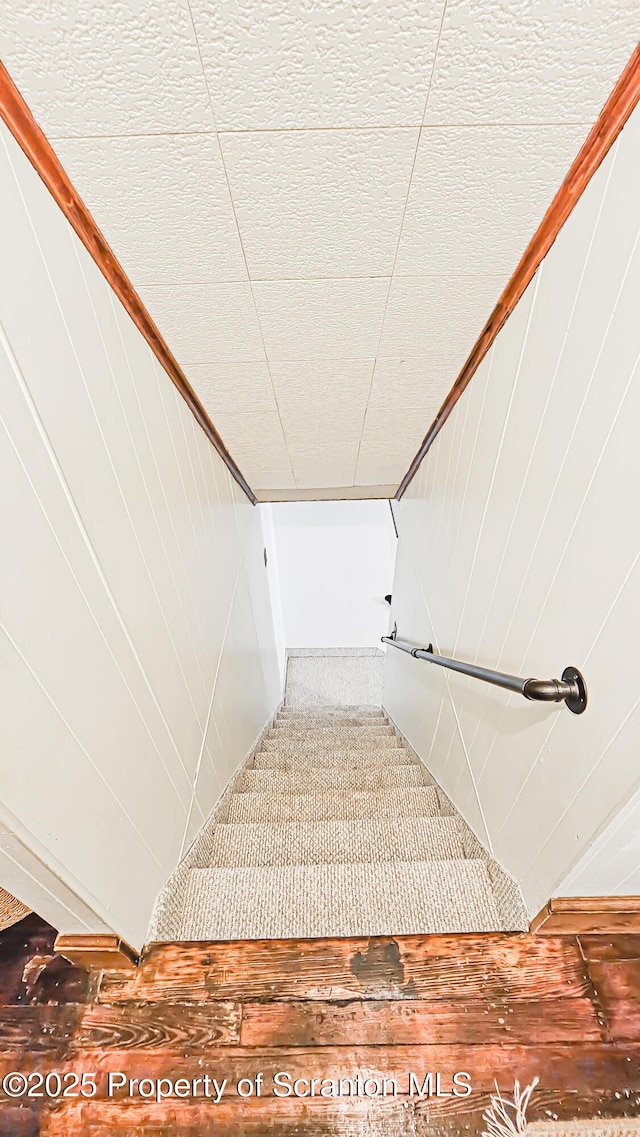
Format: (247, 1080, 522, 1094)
(191, 815, 466, 867)
(227, 785, 441, 823)
(150, 701, 528, 942)
(254, 748, 417, 769)
(238, 765, 430, 793)
(178, 859, 507, 940)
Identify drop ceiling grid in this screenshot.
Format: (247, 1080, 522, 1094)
(0, 1, 638, 496)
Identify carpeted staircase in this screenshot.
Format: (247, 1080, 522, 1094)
(151, 705, 527, 941)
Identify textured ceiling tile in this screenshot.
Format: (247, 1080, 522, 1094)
(139, 283, 266, 366)
(288, 433, 361, 463)
(287, 427, 362, 486)
(191, 0, 443, 129)
(425, 0, 639, 125)
(254, 279, 389, 360)
(395, 125, 588, 278)
(0, 1, 213, 136)
(213, 409, 294, 489)
(377, 274, 505, 372)
(186, 363, 277, 417)
(246, 469, 297, 490)
(286, 437, 363, 475)
(359, 403, 432, 452)
(355, 420, 428, 486)
(271, 360, 373, 421)
(220, 129, 418, 278)
(212, 408, 289, 452)
(53, 134, 246, 286)
(368, 359, 452, 415)
(354, 447, 407, 486)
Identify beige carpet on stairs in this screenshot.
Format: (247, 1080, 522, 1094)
(151, 703, 527, 941)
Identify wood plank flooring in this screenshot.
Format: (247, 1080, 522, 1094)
(1, 916, 640, 1135)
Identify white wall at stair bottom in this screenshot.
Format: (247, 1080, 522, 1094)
(271, 500, 397, 649)
(0, 120, 282, 952)
(384, 101, 640, 917)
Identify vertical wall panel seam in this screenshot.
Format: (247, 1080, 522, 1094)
(490, 230, 640, 840)
(1, 133, 198, 786)
(107, 288, 209, 732)
(472, 144, 622, 790)
(71, 234, 215, 705)
(513, 231, 640, 670)
(444, 672, 494, 854)
(0, 326, 192, 807)
(8, 125, 201, 720)
(0, 843, 93, 933)
(150, 359, 217, 682)
(170, 384, 221, 681)
(179, 559, 244, 860)
(518, 625, 640, 881)
(444, 347, 494, 621)
(452, 271, 541, 657)
(112, 310, 213, 703)
(0, 622, 164, 872)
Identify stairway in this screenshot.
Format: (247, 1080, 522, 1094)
(151, 706, 527, 941)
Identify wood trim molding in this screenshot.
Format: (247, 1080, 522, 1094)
(531, 896, 640, 936)
(396, 43, 640, 500)
(255, 484, 399, 502)
(0, 62, 257, 506)
(54, 933, 139, 971)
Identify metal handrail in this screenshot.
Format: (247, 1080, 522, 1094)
(381, 627, 587, 714)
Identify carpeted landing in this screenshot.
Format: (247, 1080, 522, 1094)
(150, 706, 527, 941)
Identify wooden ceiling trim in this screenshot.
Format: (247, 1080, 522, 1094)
(0, 62, 257, 506)
(396, 43, 640, 500)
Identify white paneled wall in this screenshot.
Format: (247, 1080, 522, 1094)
(384, 103, 640, 916)
(271, 500, 397, 649)
(0, 121, 282, 950)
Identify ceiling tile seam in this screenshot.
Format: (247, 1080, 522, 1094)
(185, 0, 297, 489)
(353, 0, 449, 486)
(43, 123, 596, 142)
(213, 121, 597, 134)
(141, 274, 393, 291)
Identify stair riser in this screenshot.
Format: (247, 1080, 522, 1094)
(280, 706, 384, 715)
(271, 723, 393, 733)
(276, 709, 387, 718)
(271, 727, 391, 736)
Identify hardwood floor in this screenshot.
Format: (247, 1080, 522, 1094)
(1, 916, 640, 1135)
